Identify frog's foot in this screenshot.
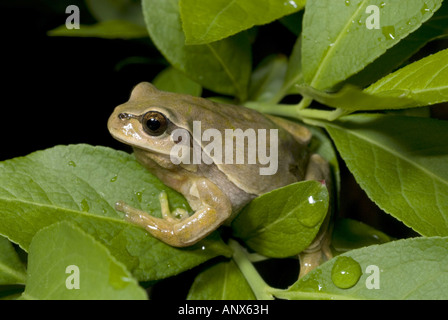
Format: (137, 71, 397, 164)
(116, 180, 232, 247)
(298, 231, 333, 279)
(158, 191, 189, 222)
(116, 199, 214, 247)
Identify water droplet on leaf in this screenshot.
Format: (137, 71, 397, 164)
(298, 196, 325, 228)
(80, 199, 90, 212)
(135, 191, 143, 203)
(331, 256, 362, 289)
(381, 25, 395, 40)
(109, 262, 132, 289)
(284, 0, 298, 8)
(68, 161, 76, 167)
(421, 3, 431, 15)
(110, 175, 118, 182)
(299, 269, 325, 292)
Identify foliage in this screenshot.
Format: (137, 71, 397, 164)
(1, 0, 448, 300)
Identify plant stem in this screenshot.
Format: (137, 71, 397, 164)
(245, 101, 348, 123)
(268, 87, 288, 105)
(327, 108, 352, 120)
(229, 240, 274, 300)
(297, 97, 313, 110)
(244, 102, 299, 118)
(296, 108, 334, 120)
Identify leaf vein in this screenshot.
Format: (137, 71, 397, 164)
(310, 0, 369, 88)
(199, 0, 238, 42)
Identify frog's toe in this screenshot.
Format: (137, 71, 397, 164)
(114, 200, 127, 212)
(115, 201, 148, 225)
(298, 232, 333, 278)
(172, 208, 189, 220)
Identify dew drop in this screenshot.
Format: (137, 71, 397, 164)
(331, 256, 362, 289)
(110, 175, 118, 182)
(298, 196, 325, 228)
(284, 0, 298, 8)
(298, 269, 325, 292)
(345, 0, 350, 6)
(381, 25, 395, 40)
(68, 160, 76, 167)
(109, 263, 132, 289)
(421, 3, 431, 15)
(80, 199, 90, 212)
(135, 191, 143, 203)
(380, 1, 386, 8)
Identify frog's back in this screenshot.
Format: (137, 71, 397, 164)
(175, 97, 311, 196)
(138, 87, 311, 197)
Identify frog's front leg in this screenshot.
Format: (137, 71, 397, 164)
(299, 154, 333, 278)
(116, 178, 232, 247)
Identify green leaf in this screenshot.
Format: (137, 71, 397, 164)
(86, 0, 145, 26)
(232, 180, 329, 258)
(282, 36, 304, 97)
(274, 237, 448, 300)
(279, 10, 304, 36)
(386, 106, 432, 118)
(48, 20, 148, 39)
(323, 114, 448, 237)
(153, 67, 202, 96)
(22, 222, 147, 300)
(297, 47, 448, 111)
(346, 1, 448, 88)
(0, 285, 24, 300)
(302, 0, 443, 90)
(187, 260, 256, 300)
(295, 84, 418, 111)
(142, 0, 252, 101)
(0, 145, 231, 281)
(306, 125, 341, 204)
(248, 55, 288, 103)
(274, 18, 306, 101)
(365, 48, 448, 107)
(0, 237, 26, 285)
(179, 0, 305, 45)
(331, 219, 392, 254)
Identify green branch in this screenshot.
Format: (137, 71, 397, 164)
(229, 240, 274, 300)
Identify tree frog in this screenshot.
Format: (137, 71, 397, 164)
(108, 82, 331, 272)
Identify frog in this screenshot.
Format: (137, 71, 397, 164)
(108, 82, 332, 276)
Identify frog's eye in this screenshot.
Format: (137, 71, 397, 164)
(142, 111, 168, 136)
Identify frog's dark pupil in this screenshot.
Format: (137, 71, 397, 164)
(147, 118, 161, 131)
(142, 111, 168, 136)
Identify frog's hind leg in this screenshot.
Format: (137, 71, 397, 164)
(299, 154, 334, 278)
(116, 179, 232, 247)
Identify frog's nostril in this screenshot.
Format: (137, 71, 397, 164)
(118, 113, 132, 120)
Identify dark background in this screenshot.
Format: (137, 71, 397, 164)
(0, 0, 163, 160)
(2, 0, 442, 240)
(0, 0, 299, 158)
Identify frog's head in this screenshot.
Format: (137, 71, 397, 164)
(108, 82, 183, 159)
